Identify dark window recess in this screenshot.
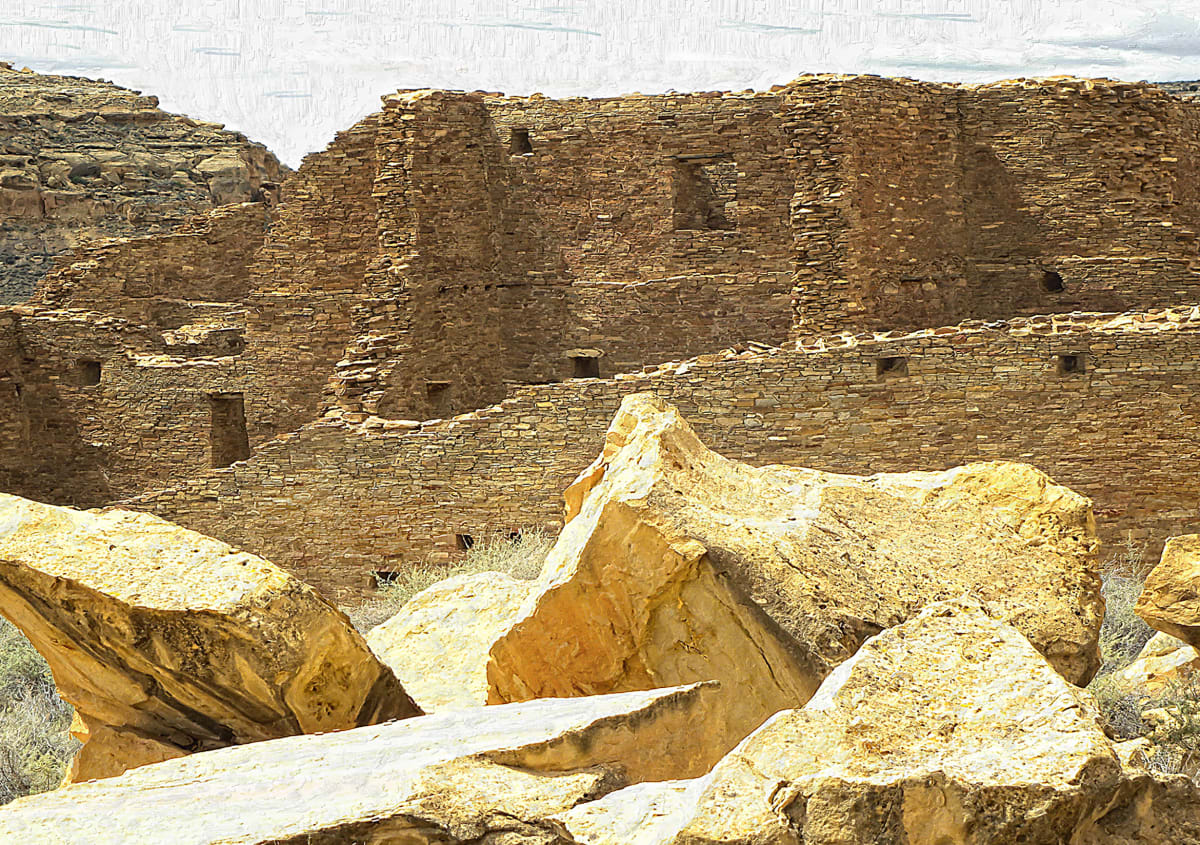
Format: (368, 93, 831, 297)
(457, 534, 475, 551)
(672, 157, 737, 231)
(1057, 354, 1086, 376)
(572, 356, 601, 379)
(76, 359, 101, 387)
(876, 356, 909, 380)
(209, 393, 251, 468)
(426, 381, 452, 417)
(373, 571, 401, 587)
(1041, 270, 1065, 293)
(510, 128, 533, 155)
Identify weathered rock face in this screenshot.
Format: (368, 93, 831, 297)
(0, 683, 732, 844)
(1137, 534, 1200, 646)
(0, 493, 418, 781)
(0, 63, 284, 304)
(558, 600, 1200, 845)
(484, 394, 1101, 734)
(366, 572, 535, 711)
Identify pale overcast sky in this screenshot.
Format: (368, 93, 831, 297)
(3, 1, 1199, 165)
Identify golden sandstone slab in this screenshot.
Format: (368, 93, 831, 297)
(0, 683, 730, 844)
(0, 493, 419, 781)
(1137, 534, 1200, 647)
(558, 600, 1200, 844)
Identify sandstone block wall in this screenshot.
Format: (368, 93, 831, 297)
(33, 203, 272, 325)
(0, 307, 241, 506)
(140, 307, 1200, 598)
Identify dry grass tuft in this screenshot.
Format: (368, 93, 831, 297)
(345, 529, 554, 632)
(1087, 540, 1200, 779)
(0, 618, 77, 804)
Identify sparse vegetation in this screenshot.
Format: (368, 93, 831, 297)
(1087, 540, 1200, 778)
(345, 529, 553, 632)
(0, 618, 77, 804)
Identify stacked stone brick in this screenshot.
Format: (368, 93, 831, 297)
(4, 73, 1200, 597)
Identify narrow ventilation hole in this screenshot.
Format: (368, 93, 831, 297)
(1056, 354, 1086, 377)
(1041, 270, 1065, 293)
(373, 571, 401, 588)
(875, 356, 909, 380)
(457, 534, 475, 551)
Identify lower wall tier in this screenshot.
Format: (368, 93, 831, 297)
(136, 307, 1200, 599)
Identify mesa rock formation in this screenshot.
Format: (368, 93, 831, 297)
(557, 599, 1200, 845)
(0, 493, 418, 781)
(0, 62, 283, 304)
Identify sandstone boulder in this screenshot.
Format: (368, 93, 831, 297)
(485, 394, 1101, 735)
(0, 493, 419, 781)
(1117, 631, 1200, 694)
(0, 683, 733, 844)
(557, 599, 1200, 844)
(366, 571, 535, 711)
(1137, 534, 1200, 646)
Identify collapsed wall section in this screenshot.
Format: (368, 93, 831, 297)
(140, 307, 1200, 598)
(33, 202, 272, 325)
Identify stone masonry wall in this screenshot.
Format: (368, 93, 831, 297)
(789, 77, 1200, 334)
(0, 307, 247, 506)
(32, 202, 271, 326)
(140, 307, 1200, 598)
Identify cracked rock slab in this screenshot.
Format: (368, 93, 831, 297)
(0, 492, 419, 781)
(0, 683, 729, 845)
(1137, 534, 1200, 647)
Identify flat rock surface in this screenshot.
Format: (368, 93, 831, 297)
(0, 683, 729, 845)
(366, 571, 535, 711)
(0, 493, 418, 781)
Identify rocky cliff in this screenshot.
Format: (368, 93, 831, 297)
(0, 62, 284, 304)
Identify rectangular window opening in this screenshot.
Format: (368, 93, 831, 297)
(209, 393, 251, 468)
(1056, 354, 1086, 376)
(76, 359, 101, 387)
(875, 356, 909, 380)
(672, 156, 737, 231)
(456, 534, 475, 551)
(426, 381, 452, 417)
(572, 356, 601, 379)
(510, 128, 533, 155)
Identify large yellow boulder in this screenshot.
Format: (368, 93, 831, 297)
(487, 395, 1100, 716)
(0, 683, 733, 844)
(558, 599, 1200, 844)
(0, 493, 420, 781)
(1137, 534, 1200, 646)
